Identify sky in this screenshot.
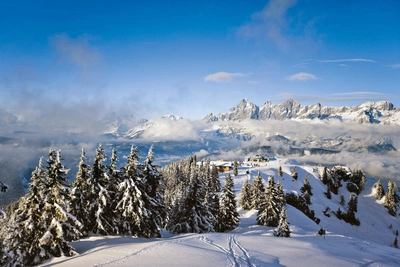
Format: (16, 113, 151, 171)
(1, 0, 400, 120)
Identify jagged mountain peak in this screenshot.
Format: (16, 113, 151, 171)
(203, 98, 398, 125)
(161, 114, 183, 121)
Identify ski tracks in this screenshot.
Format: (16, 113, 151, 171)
(200, 234, 255, 267)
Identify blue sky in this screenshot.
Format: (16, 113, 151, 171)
(1, 0, 399, 120)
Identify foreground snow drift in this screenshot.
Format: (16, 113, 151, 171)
(40, 208, 400, 267)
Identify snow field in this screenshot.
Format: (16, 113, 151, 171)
(40, 158, 400, 266)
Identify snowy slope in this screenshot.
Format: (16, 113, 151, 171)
(40, 158, 400, 267)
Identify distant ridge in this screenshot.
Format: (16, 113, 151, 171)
(203, 98, 399, 125)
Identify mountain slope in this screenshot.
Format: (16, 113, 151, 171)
(40, 158, 400, 266)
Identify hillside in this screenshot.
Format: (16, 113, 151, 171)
(40, 158, 400, 266)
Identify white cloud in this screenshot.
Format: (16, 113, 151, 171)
(50, 33, 101, 69)
(237, 0, 298, 50)
(319, 58, 375, 63)
(204, 72, 245, 83)
(388, 64, 400, 69)
(287, 72, 317, 81)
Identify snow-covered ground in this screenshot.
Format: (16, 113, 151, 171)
(40, 158, 400, 266)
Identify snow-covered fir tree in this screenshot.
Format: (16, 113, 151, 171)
(2, 158, 48, 266)
(39, 149, 83, 257)
(116, 145, 165, 237)
(141, 145, 167, 234)
(276, 180, 285, 207)
(300, 174, 313, 196)
(278, 165, 283, 177)
(239, 176, 252, 210)
(251, 171, 265, 209)
(218, 173, 239, 232)
(375, 179, 385, 200)
(274, 206, 291, 238)
(257, 175, 281, 227)
(87, 144, 118, 235)
(385, 180, 398, 216)
(70, 148, 91, 236)
(321, 166, 329, 184)
(233, 160, 239, 176)
(203, 161, 220, 230)
(210, 163, 221, 193)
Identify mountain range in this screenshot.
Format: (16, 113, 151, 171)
(203, 98, 399, 124)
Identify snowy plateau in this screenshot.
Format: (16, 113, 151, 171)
(40, 159, 400, 267)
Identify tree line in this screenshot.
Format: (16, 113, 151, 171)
(0, 146, 241, 266)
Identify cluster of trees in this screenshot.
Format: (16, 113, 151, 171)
(239, 172, 290, 238)
(335, 193, 360, 226)
(162, 156, 239, 233)
(1, 144, 166, 266)
(321, 166, 367, 199)
(375, 179, 399, 216)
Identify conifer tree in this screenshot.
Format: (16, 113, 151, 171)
(278, 165, 283, 177)
(87, 144, 118, 235)
(273, 206, 291, 237)
(239, 177, 252, 210)
(38, 149, 83, 260)
(2, 158, 47, 266)
(257, 175, 280, 227)
(276, 180, 285, 207)
(218, 173, 239, 232)
(210, 164, 221, 193)
(291, 166, 298, 180)
(71, 148, 91, 236)
(324, 186, 332, 199)
(251, 171, 265, 209)
(321, 166, 329, 184)
(375, 179, 385, 200)
(300, 174, 313, 196)
(141, 145, 167, 233)
(233, 160, 239, 176)
(116, 145, 165, 237)
(385, 180, 397, 216)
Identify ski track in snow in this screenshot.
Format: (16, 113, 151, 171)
(93, 241, 163, 266)
(199, 234, 255, 267)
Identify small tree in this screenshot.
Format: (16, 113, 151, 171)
(233, 160, 239, 176)
(321, 166, 329, 184)
(274, 206, 290, 238)
(291, 166, 298, 180)
(257, 175, 280, 227)
(375, 179, 385, 200)
(278, 165, 283, 177)
(218, 173, 239, 232)
(300, 174, 313, 196)
(251, 171, 265, 209)
(239, 177, 252, 210)
(385, 180, 398, 216)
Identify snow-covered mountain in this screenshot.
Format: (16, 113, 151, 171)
(204, 98, 400, 124)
